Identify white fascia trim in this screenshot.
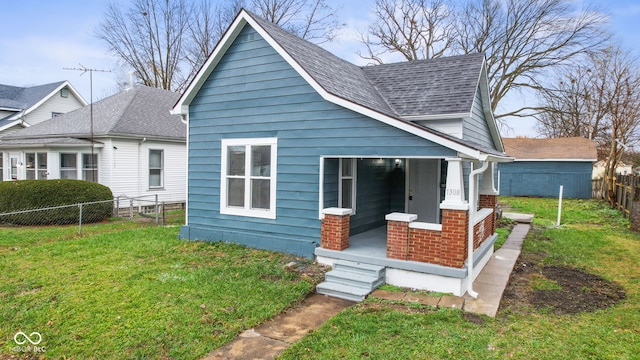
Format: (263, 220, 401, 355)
(513, 158, 597, 162)
(0, 121, 22, 132)
(10, 81, 88, 121)
(402, 113, 469, 121)
(476, 61, 504, 153)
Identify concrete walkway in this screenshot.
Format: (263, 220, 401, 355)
(201, 294, 353, 360)
(202, 217, 531, 358)
(462, 222, 530, 316)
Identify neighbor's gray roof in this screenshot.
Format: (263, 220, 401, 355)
(2, 86, 185, 141)
(248, 11, 484, 119)
(0, 81, 66, 113)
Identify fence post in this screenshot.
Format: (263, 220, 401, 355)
(155, 194, 159, 224)
(78, 203, 83, 236)
(162, 201, 166, 226)
(129, 199, 134, 219)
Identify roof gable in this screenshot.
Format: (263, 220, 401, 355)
(2, 86, 185, 141)
(174, 10, 508, 161)
(503, 137, 597, 161)
(0, 81, 87, 119)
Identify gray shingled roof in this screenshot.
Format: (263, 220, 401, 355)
(2, 86, 185, 141)
(246, 11, 484, 119)
(362, 54, 485, 117)
(0, 81, 66, 112)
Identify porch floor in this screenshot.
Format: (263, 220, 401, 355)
(315, 226, 468, 279)
(342, 226, 387, 258)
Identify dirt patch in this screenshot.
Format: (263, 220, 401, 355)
(501, 253, 626, 315)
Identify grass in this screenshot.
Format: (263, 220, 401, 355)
(281, 197, 640, 359)
(0, 216, 315, 359)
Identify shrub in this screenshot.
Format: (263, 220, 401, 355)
(0, 180, 113, 226)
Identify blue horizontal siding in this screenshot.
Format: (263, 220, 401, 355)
(463, 87, 495, 150)
(182, 24, 456, 258)
(499, 161, 593, 199)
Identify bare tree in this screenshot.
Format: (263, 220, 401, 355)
(536, 62, 609, 141)
(359, 0, 455, 64)
(183, 0, 244, 81)
(537, 46, 640, 204)
(96, 0, 192, 92)
(97, 0, 341, 91)
(361, 0, 609, 120)
(250, 0, 342, 44)
(598, 48, 640, 204)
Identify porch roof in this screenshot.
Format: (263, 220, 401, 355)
(0, 137, 103, 149)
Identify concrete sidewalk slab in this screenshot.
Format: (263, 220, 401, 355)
(463, 223, 530, 317)
(503, 212, 534, 223)
(201, 294, 353, 360)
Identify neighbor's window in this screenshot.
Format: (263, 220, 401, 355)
(339, 158, 357, 214)
(220, 138, 277, 219)
(82, 153, 98, 182)
(149, 149, 163, 188)
(25, 152, 48, 180)
(60, 153, 77, 179)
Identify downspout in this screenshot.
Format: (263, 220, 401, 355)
(467, 160, 490, 299)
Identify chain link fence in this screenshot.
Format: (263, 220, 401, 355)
(0, 195, 185, 235)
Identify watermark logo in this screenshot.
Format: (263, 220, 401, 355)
(12, 331, 45, 353)
(14, 331, 42, 345)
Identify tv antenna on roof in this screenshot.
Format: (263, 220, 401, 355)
(63, 64, 111, 182)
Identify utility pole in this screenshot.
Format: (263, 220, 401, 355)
(63, 65, 111, 182)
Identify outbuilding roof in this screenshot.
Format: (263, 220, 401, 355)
(503, 137, 597, 161)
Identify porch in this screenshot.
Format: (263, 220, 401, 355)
(316, 156, 503, 297)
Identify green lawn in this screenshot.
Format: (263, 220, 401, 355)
(0, 217, 315, 359)
(281, 197, 640, 359)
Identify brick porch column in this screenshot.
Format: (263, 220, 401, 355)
(440, 209, 469, 268)
(439, 158, 470, 268)
(480, 162, 499, 234)
(321, 208, 351, 251)
(479, 194, 498, 233)
(385, 213, 417, 260)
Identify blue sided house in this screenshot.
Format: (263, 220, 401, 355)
(172, 10, 513, 298)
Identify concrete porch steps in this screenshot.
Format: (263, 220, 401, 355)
(316, 260, 385, 302)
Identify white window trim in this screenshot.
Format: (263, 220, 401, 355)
(149, 149, 164, 189)
(338, 158, 357, 215)
(82, 153, 98, 182)
(220, 138, 278, 219)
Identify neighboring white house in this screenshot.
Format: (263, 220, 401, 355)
(0, 86, 186, 204)
(0, 81, 87, 136)
(592, 160, 634, 179)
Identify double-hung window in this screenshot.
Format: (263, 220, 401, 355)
(149, 149, 163, 188)
(339, 158, 357, 214)
(25, 152, 48, 180)
(220, 138, 277, 219)
(82, 153, 98, 182)
(60, 153, 77, 179)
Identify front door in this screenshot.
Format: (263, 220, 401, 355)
(407, 159, 440, 223)
(9, 154, 20, 180)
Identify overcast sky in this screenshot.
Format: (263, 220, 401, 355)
(1, 0, 638, 137)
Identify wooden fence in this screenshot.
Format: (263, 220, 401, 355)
(591, 175, 640, 227)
